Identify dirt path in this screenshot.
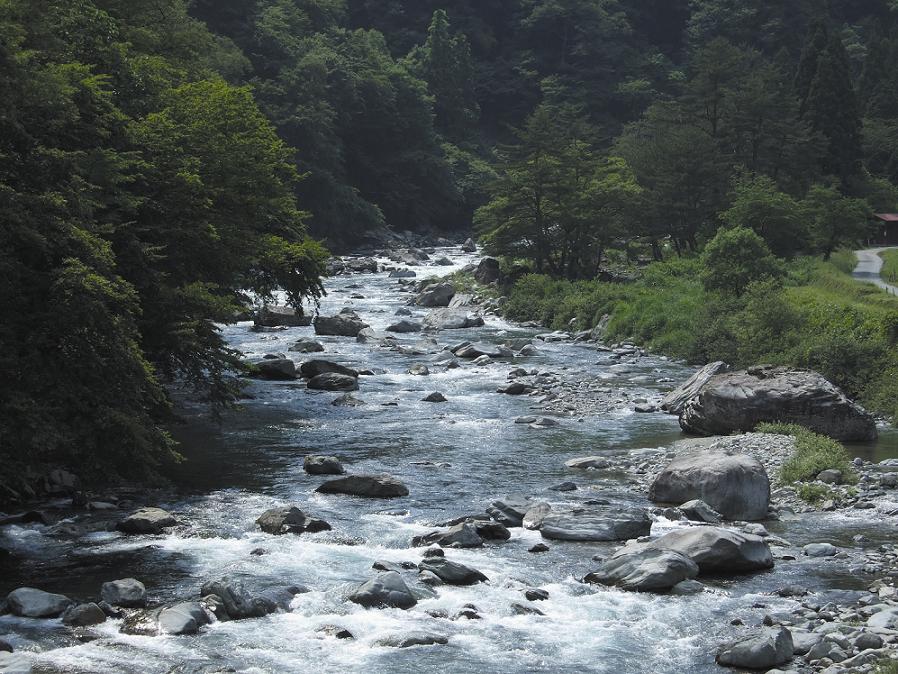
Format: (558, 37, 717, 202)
(853, 247, 898, 295)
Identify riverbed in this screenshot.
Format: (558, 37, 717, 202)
(2, 246, 897, 673)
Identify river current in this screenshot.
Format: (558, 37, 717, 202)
(1, 247, 896, 673)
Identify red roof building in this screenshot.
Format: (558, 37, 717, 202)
(873, 214, 898, 245)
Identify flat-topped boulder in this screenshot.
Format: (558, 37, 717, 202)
(649, 450, 770, 521)
(348, 571, 416, 609)
(637, 527, 774, 574)
(313, 312, 369, 337)
(584, 547, 699, 592)
(679, 366, 876, 441)
(307, 373, 358, 391)
(256, 506, 331, 535)
(540, 506, 651, 542)
(316, 475, 409, 498)
(7, 587, 73, 618)
(300, 359, 358, 379)
(116, 507, 177, 535)
(254, 304, 312, 328)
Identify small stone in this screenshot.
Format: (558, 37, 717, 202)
(529, 543, 549, 553)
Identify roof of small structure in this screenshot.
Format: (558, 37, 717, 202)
(874, 213, 898, 222)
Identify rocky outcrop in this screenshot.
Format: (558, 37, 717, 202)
(584, 548, 699, 592)
(649, 450, 770, 521)
(422, 309, 485, 330)
(254, 305, 312, 328)
(415, 283, 455, 307)
(307, 373, 359, 391)
(7, 587, 73, 618)
(256, 506, 331, 535)
(539, 506, 651, 542)
(678, 366, 877, 441)
(636, 527, 774, 574)
(716, 627, 793, 670)
(315, 475, 409, 498)
(661, 361, 729, 415)
(101, 578, 146, 608)
(116, 508, 177, 535)
(313, 312, 369, 337)
(348, 572, 417, 609)
(303, 455, 344, 475)
(300, 359, 358, 379)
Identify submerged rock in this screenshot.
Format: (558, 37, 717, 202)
(348, 572, 417, 610)
(316, 475, 409, 498)
(374, 631, 448, 648)
(116, 508, 177, 535)
(649, 450, 770, 521)
(679, 366, 876, 442)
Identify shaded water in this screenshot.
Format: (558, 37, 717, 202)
(2, 248, 897, 673)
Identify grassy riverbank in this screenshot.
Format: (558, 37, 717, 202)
(501, 253, 898, 421)
(882, 249, 898, 284)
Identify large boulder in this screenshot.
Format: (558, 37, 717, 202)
(62, 603, 107, 627)
(300, 359, 358, 379)
(314, 313, 369, 337)
(640, 527, 773, 574)
(375, 632, 448, 648)
(307, 373, 359, 392)
(289, 339, 324, 354)
(158, 602, 209, 635)
(386, 320, 422, 333)
(412, 523, 483, 548)
(649, 450, 770, 521)
(254, 305, 312, 328)
(303, 455, 344, 475)
(199, 578, 298, 620)
(253, 358, 297, 380)
(539, 507, 651, 542)
(415, 283, 455, 307)
(256, 506, 331, 535)
(474, 258, 500, 284)
(486, 497, 531, 527)
(454, 342, 513, 360)
(101, 578, 146, 608)
(461, 238, 477, 253)
(679, 366, 877, 442)
(661, 361, 729, 415)
(316, 475, 409, 498)
(716, 627, 793, 670)
(422, 309, 485, 330)
(584, 548, 699, 592)
(418, 558, 488, 585)
(116, 507, 177, 535)
(348, 572, 417, 610)
(7, 587, 73, 618)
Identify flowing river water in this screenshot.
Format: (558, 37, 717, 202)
(2, 246, 898, 673)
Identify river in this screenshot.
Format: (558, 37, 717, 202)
(1, 246, 897, 673)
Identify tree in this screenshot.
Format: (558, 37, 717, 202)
(802, 184, 871, 259)
(721, 175, 806, 257)
(701, 226, 782, 297)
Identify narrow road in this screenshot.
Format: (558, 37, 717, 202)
(853, 247, 898, 296)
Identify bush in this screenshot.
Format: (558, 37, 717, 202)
(795, 483, 833, 504)
(701, 226, 781, 297)
(758, 423, 857, 484)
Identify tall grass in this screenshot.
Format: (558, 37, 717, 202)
(757, 422, 857, 484)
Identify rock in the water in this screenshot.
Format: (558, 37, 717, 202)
(422, 309, 484, 330)
(316, 475, 409, 498)
(802, 542, 837, 557)
(7, 587, 73, 618)
(348, 572, 417, 610)
(540, 507, 651, 542)
(415, 283, 455, 307)
(679, 366, 876, 441)
(158, 602, 210, 635)
(412, 523, 483, 548)
(314, 313, 369, 337)
(253, 358, 297, 380)
(289, 339, 325, 354)
(300, 359, 358, 379)
(461, 238, 477, 253)
(585, 547, 699, 592)
(486, 497, 531, 527)
(716, 626, 793, 670)
(649, 450, 770, 521)
(678, 499, 721, 524)
(100, 578, 146, 608)
(474, 258, 500, 284)
(307, 373, 359, 392)
(116, 508, 177, 535)
(256, 506, 331, 535)
(386, 319, 423, 333)
(0, 639, 11, 653)
(199, 578, 296, 620)
(374, 631, 448, 648)
(640, 527, 773, 574)
(564, 456, 609, 470)
(422, 392, 447, 403)
(522, 503, 551, 530)
(661, 361, 729, 415)
(407, 364, 430, 376)
(454, 342, 512, 359)
(62, 602, 107, 627)
(254, 305, 312, 328)
(303, 455, 345, 475)
(418, 558, 488, 585)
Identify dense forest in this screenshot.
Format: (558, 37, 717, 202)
(4, 0, 898, 483)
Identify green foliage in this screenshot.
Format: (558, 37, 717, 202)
(874, 659, 898, 674)
(700, 226, 781, 296)
(795, 483, 834, 504)
(721, 176, 805, 257)
(757, 422, 857, 484)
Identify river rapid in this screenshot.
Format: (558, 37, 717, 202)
(2, 246, 897, 674)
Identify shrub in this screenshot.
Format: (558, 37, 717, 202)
(701, 226, 782, 297)
(758, 423, 857, 484)
(796, 483, 833, 504)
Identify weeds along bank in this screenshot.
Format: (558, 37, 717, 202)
(501, 252, 898, 421)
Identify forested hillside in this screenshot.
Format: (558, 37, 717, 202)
(4, 0, 898, 481)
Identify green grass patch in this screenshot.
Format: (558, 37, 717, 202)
(881, 249, 898, 285)
(795, 483, 833, 504)
(757, 422, 858, 485)
(874, 659, 898, 674)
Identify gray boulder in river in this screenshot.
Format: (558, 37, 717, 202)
(101, 578, 147, 608)
(307, 373, 359, 392)
(256, 506, 331, 535)
(300, 359, 358, 379)
(316, 474, 409, 498)
(635, 527, 773, 574)
(313, 312, 369, 337)
(348, 571, 417, 609)
(116, 507, 177, 535)
(584, 547, 699, 592)
(254, 304, 312, 328)
(253, 358, 297, 380)
(417, 557, 488, 585)
(415, 282, 455, 307)
(422, 309, 484, 330)
(6, 587, 73, 618)
(303, 455, 344, 475)
(678, 365, 876, 441)
(539, 506, 651, 542)
(661, 361, 729, 415)
(649, 450, 770, 521)
(199, 577, 299, 619)
(716, 626, 793, 669)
